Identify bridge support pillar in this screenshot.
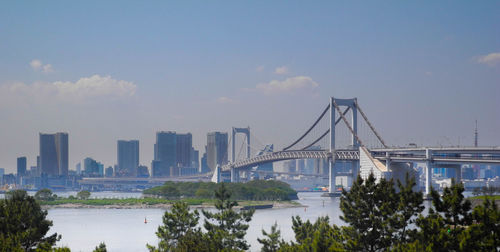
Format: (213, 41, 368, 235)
(385, 152, 391, 172)
(328, 156, 336, 193)
(351, 160, 359, 180)
(211, 165, 221, 183)
(455, 165, 462, 184)
(231, 168, 239, 183)
(425, 149, 432, 197)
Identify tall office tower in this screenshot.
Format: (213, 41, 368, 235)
(152, 131, 176, 177)
(39, 132, 69, 176)
(117, 140, 139, 177)
(206, 132, 228, 172)
(191, 148, 199, 171)
(17, 156, 27, 177)
(176, 133, 192, 168)
(200, 151, 209, 173)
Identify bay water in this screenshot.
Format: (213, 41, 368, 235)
(47, 192, 344, 252)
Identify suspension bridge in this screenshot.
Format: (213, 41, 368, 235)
(212, 97, 500, 196)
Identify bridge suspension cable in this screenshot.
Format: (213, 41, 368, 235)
(300, 108, 355, 150)
(282, 104, 330, 151)
(282, 105, 351, 151)
(354, 100, 388, 148)
(333, 99, 365, 147)
(236, 135, 247, 161)
(301, 129, 330, 150)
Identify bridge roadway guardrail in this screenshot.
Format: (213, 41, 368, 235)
(223, 147, 500, 172)
(222, 149, 360, 171)
(372, 153, 500, 164)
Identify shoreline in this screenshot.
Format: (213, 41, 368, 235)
(42, 201, 303, 210)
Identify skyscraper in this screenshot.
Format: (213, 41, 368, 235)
(176, 133, 192, 168)
(39, 132, 68, 176)
(206, 132, 228, 172)
(117, 140, 139, 177)
(17, 156, 27, 177)
(152, 131, 176, 177)
(191, 148, 199, 170)
(152, 131, 195, 177)
(200, 150, 209, 173)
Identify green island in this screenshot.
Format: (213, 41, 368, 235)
(37, 180, 300, 208)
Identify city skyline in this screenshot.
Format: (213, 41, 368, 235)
(1, 1, 499, 173)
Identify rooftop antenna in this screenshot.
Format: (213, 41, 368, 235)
(474, 120, 478, 147)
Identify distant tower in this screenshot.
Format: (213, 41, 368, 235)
(474, 120, 478, 147)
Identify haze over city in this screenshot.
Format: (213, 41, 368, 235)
(1, 1, 499, 173)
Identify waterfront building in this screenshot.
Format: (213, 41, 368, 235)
(105, 166, 114, 177)
(17, 156, 27, 177)
(152, 131, 196, 177)
(137, 165, 149, 178)
(152, 131, 176, 177)
(76, 162, 81, 175)
(206, 132, 228, 172)
(191, 148, 199, 171)
(176, 133, 192, 168)
(36, 156, 40, 176)
(117, 140, 139, 177)
(39, 132, 68, 176)
(83, 157, 104, 177)
(462, 166, 475, 180)
(200, 151, 209, 173)
(296, 159, 305, 173)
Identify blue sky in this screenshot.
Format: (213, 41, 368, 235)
(0, 1, 499, 172)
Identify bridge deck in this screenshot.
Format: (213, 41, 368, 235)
(223, 147, 500, 171)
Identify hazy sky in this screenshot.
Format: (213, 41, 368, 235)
(1, 1, 499, 173)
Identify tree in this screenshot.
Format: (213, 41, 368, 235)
(93, 242, 107, 252)
(393, 173, 424, 244)
(340, 174, 398, 251)
(160, 185, 180, 199)
(0, 190, 60, 251)
(257, 222, 282, 252)
(409, 181, 475, 251)
(202, 183, 254, 251)
(459, 196, 500, 251)
(35, 188, 56, 201)
(147, 201, 204, 252)
(279, 216, 345, 251)
(76, 190, 91, 200)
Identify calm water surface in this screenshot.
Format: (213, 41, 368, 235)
(48, 192, 344, 252)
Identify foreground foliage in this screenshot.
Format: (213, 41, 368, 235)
(257, 174, 500, 252)
(143, 180, 297, 201)
(148, 183, 255, 252)
(0, 190, 60, 251)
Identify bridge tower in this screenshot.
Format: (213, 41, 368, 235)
(231, 127, 250, 182)
(329, 97, 359, 193)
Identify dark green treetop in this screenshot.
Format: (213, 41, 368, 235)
(257, 222, 282, 252)
(0, 190, 60, 251)
(147, 201, 203, 252)
(202, 183, 255, 251)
